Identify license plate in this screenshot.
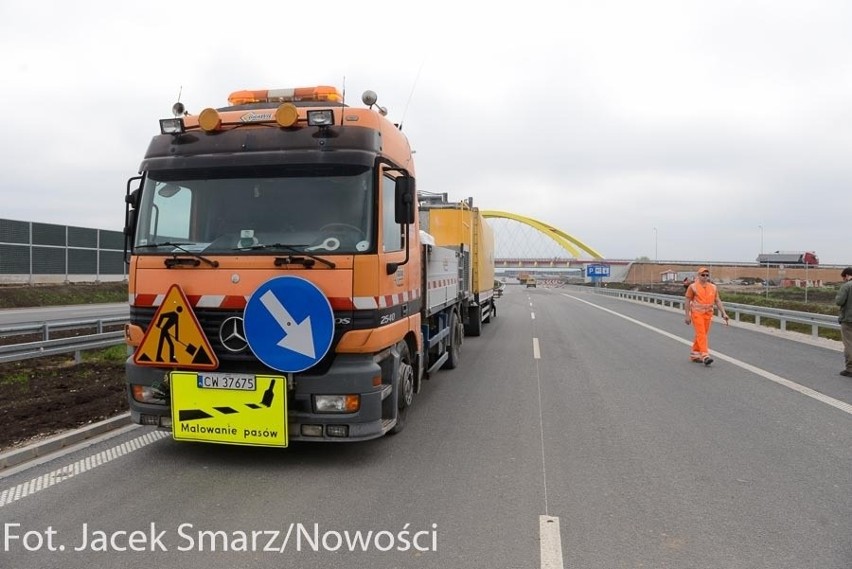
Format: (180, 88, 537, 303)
(196, 373, 256, 391)
(172, 372, 287, 447)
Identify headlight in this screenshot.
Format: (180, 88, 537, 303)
(131, 384, 167, 404)
(314, 395, 360, 413)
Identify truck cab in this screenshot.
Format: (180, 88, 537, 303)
(123, 86, 423, 445)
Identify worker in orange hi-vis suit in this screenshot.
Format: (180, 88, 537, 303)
(684, 267, 729, 366)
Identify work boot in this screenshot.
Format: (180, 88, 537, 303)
(703, 356, 714, 366)
(840, 370, 852, 377)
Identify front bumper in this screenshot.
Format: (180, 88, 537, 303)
(126, 352, 397, 443)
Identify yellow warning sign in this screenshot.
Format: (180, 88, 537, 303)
(170, 372, 287, 447)
(133, 284, 218, 370)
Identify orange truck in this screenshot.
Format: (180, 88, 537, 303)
(123, 85, 496, 446)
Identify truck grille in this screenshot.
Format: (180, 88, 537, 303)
(130, 306, 340, 374)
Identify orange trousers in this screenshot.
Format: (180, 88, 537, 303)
(690, 311, 714, 357)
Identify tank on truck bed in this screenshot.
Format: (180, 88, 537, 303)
(418, 192, 496, 336)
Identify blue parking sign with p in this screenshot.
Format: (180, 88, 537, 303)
(587, 264, 611, 278)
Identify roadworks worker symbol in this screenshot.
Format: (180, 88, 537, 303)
(170, 372, 287, 447)
(133, 284, 218, 369)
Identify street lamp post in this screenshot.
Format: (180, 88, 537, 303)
(759, 225, 768, 299)
(653, 227, 658, 263)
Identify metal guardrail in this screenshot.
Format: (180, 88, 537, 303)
(0, 316, 128, 363)
(1, 316, 128, 339)
(0, 331, 126, 363)
(584, 286, 840, 337)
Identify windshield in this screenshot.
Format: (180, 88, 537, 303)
(134, 165, 374, 255)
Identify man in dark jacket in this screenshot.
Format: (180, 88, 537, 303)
(836, 267, 852, 377)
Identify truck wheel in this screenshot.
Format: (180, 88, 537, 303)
(389, 342, 414, 435)
(443, 310, 463, 369)
(465, 305, 482, 337)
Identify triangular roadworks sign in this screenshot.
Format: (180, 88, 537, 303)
(133, 284, 219, 369)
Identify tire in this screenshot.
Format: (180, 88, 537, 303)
(442, 310, 463, 370)
(389, 342, 415, 435)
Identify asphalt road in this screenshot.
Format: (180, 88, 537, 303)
(1, 286, 850, 568)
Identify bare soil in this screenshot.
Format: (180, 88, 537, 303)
(0, 283, 129, 452)
(0, 356, 126, 451)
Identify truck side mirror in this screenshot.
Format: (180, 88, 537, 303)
(394, 175, 416, 224)
(124, 210, 137, 237)
(125, 187, 141, 209)
(124, 182, 142, 237)
(124, 176, 143, 262)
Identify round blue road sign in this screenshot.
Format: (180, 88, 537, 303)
(243, 276, 334, 373)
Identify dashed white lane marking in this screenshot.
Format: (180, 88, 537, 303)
(534, 331, 562, 567)
(565, 294, 852, 416)
(532, 312, 536, 319)
(540, 515, 565, 569)
(0, 431, 169, 508)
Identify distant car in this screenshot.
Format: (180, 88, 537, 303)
(526, 278, 537, 288)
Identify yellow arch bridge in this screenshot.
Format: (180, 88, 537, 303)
(480, 211, 604, 264)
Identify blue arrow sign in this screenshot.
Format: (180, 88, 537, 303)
(244, 276, 334, 373)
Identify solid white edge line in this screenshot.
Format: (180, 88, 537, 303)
(564, 294, 852, 416)
(540, 515, 564, 569)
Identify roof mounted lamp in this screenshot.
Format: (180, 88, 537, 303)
(307, 109, 334, 127)
(159, 118, 185, 135)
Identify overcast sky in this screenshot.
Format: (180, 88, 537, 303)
(2, 0, 850, 264)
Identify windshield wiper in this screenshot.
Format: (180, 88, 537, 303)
(236, 243, 336, 269)
(136, 242, 219, 268)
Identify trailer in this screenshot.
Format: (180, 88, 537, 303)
(756, 251, 819, 266)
